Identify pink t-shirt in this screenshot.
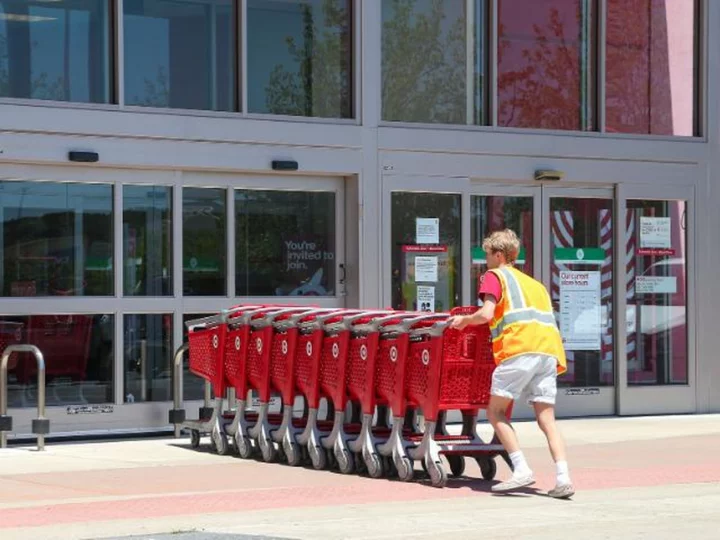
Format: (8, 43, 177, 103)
(478, 271, 503, 304)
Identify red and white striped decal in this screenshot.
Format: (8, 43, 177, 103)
(625, 209, 637, 372)
(599, 209, 613, 383)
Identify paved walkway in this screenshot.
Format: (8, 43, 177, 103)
(1, 415, 720, 539)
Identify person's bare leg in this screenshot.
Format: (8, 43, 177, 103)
(488, 396, 534, 491)
(534, 402, 574, 498)
(533, 402, 567, 462)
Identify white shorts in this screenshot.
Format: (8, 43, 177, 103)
(491, 354, 558, 405)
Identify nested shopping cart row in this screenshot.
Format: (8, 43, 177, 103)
(171, 305, 512, 487)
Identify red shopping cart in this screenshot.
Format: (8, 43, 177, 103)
(404, 307, 509, 487)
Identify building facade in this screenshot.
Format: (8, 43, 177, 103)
(0, 0, 717, 436)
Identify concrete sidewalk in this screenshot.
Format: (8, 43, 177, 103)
(1, 415, 719, 540)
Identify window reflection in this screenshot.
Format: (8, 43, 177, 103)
(183, 188, 226, 296)
(497, 0, 595, 130)
(0, 181, 114, 297)
(247, 0, 352, 118)
(1, 314, 114, 407)
(626, 200, 687, 384)
(123, 186, 172, 296)
(124, 314, 173, 402)
(235, 190, 336, 296)
(0, 0, 113, 103)
(471, 196, 534, 303)
(606, 0, 696, 136)
(382, 0, 487, 124)
(124, 0, 236, 111)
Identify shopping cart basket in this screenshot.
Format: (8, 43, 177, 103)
(403, 307, 508, 487)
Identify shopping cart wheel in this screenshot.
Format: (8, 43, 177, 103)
(382, 455, 397, 478)
(259, 437, 276, 463)
(476, 457, 497, 480)
(396, 457, 414, 482)
(354, 451, 366, 474)
(309, 444, 327, 470)
(447, 455, 466, 478)
(236, 435, 254, 459)
(427, 460, 448, 488)
(212, 431, 229, 456)
(283, 439, 302, 467)
(366, 453, 384, 479)
(336, 448, 355, 474)
(190, 430, 201, 449)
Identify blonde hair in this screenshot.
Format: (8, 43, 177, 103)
(482, 229, 520, 263)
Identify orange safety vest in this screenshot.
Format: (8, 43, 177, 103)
(487, 266, 567, 374)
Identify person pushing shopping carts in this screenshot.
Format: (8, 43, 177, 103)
(449, 229, 574, 499)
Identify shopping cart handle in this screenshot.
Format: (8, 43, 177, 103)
(410, 319, 451, 337)
(185, 313, 225, 331)
(251, 307, 314, 328)
(273, 308, 334, 331)
(381, 313, 450, 334)
(226, 306, 278, 326)
(343, 310, 393, 326)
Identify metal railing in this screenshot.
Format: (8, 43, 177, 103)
(0, 345, 49, 450)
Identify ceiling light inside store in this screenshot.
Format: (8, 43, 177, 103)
(0, 14, 57, 22)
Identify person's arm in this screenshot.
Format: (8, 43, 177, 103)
(450, 295, 497, 330)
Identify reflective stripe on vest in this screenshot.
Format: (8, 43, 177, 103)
(490, 308, 558, 340)
(498, 267, 526, 310)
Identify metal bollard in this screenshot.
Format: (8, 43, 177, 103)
(169, 343, 188, 438)
(0, 345, 47, 450)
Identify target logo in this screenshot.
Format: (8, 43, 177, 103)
(212, 335, 219, 349)
(234, 336, 241, 350)
(306, 342, 313, 356)
(332, 343, 339, 359)
(282, 340, 288, 355)
(360, 344, 368, 361)
(421, 349, 430, 366)
(390, 346, 398, 363)
(256, 338, 263, 353)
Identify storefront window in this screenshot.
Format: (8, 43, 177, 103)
(0, 314, 114, 407)
(183, 188, 226, 296)
(123, 0, 236, 111)
(606, 0, 696, 136)
(0, 181, 113, 297)
(497, 0, 595, 130)
(550, 197, 613, 387)
(626, 200, 687, 384)
(235, 190, 336, 296)
(471, 195, 534, 303)
(123, 186, 172, 296)
(0, 0, 113, 103)
(391, 192, 461, 312)
(247, 0, 353, 118)
(124, 314, 173, 403)
(382, 0, 487, 124)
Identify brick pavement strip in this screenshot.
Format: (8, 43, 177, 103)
(1, 416, 720, 539)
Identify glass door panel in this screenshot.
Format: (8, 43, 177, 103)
(547, 195, 614, 389)
(471, 194, 535, 304)
(626, 199, 688, 385)
(390, 192, 462, 312)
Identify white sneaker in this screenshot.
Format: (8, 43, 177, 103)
(548, 483, 575, 499)
(491, 473, 535, 493)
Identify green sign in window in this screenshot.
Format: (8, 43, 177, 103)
(553, 247, 605, 265)
(472, 246, 526, 265)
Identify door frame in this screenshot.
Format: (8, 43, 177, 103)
(615, 183, 696, 415)
(381, 174, 472, 308)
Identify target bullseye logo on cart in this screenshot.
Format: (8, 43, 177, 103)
(390, 346, 398, 363)
(282, 340, 288, 355)
(212, 335, 219, 349)
(422, 349, 430, 366)
(332, 343, 339, 359)
(234, 336, 241, 350)
(256, 338, 263, 353)
(360, 344, 368, 360)
(306, 342, 313, 356)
